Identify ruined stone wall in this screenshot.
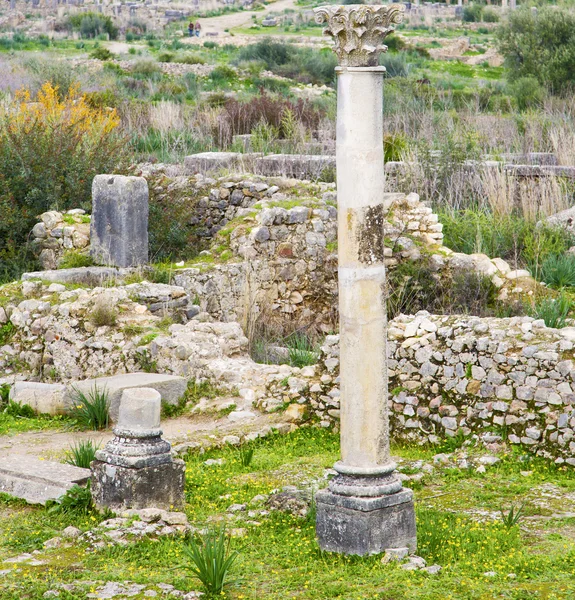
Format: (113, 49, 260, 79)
(284, 313, 575, 465)
(30, 210, 91, 270)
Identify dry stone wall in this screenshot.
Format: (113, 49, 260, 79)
(286, 313, 575, 465)
(30, 210, 91, 270)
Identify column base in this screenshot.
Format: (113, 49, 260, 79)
(91, 459, 185, 512)
(316, 486, 416, 556)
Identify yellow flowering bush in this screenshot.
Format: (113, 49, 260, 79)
(0, 82, 127, 280)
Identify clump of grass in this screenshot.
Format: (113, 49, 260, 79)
(181, 527, 239, 596)
(65, 440, 100, 468)
(500, 503, 525, 529)
(58, 251, 95, 270)
(69, 386, 110, 430)
(0, 322, 16, 345)
(286, 332, 320, 368)
(238, 444, 254, 467)
(539, 254, 575, 289)
(90, 300, 117, 327)
(529, 293, 572, 328)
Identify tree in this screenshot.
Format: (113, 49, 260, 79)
(497, 7, 575, 94)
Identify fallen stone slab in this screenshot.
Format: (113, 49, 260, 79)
(505, 164, 575, 179)
(9, 382, 66, 415)
(22, 267, 125, 287)
(0, 456, 90, 504)
(64, 372, 188, 422)
(184, 151, 261, 173)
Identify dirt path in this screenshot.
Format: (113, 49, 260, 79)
(181, 0, 299, 41)
(0, 411, 285, 463)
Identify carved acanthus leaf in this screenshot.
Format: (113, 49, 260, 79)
(314, 4, 405, 67)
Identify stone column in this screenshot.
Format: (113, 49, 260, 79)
(313, 4, 416, 556)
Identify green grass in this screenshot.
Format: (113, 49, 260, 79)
(2, 429, 575, 598)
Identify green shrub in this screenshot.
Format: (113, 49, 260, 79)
(0, 84, 126, 275)
(174, 52, 206, 65)
(497, 7, 575, 93)
(208, 65, 237, 86)
(131, 59, 162, 78)
(529, 292, 572, 328)
(69, 386, 110, 430)
(0, 322, 16, 346)
(90, 46, 114, 61)
(65, 440, 99, 468)
(539, 254, 575, 289)
(66, 12, 118, 40)
(90, 302, 117, 327)
(463, 4, 483, 23)
(157, 51, 175, 63)
(508, 76, 545, 111)
(181, 527, 239, 596)
(3, 399, 35, 418)
(482, 8, 499, 23)
(381, 53, 409, 78)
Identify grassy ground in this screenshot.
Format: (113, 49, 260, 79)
(1, 428, 575, 599)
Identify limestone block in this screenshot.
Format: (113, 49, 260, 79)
(91, 175, 149, 268)
(22, 267, 123, 287)
(9, 382, 67, 415)
(0, 456, 89, 504)
(64, 373, 188, 422)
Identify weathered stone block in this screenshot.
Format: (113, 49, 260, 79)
(316, 488, 416, 555)
(91, 175, 149, 268)
(0, 456, 90, 504)
(9, 382, 66, 415)
(91, 460, 185, 512)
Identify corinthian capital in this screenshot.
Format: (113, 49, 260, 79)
(314, 4, 405, 67)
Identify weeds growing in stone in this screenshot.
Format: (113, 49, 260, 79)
(69, 386, 110, 430)
(47, 481, 94, 516)
(65, 440, 100, 469)
(529, 293, 572, 329)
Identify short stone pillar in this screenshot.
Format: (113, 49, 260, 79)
(91, 388, 185, 512)
(313, 4, 416, 556)
(90, 175, 149, 268)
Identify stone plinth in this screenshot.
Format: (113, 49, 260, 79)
(91, 388, 185, 512)
(91, 175, 149, 268)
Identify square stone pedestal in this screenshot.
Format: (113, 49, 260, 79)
(316, 488, 416, 555)
(91, 459, 185, 512)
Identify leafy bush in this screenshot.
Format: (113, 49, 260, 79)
(508, 76, 545, 111)
(497, 7, 575, 93)
(90, 46, 114, 61)
(237, 39, 336, 85)
(0, 83, 125, 277)
(65, 440, 99, 468)
(463, 4, 483, 23)
(181, 527, 239, 596)
(529, 293, 572, 328)
(69, 386, 110, 430)
(539, 254, 575, 289)
(2, 399, 35, 418)
(65, 12, 118, 40)
(482, 8, 499, 23)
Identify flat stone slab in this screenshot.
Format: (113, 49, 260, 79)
(255, 154, 335, 179)
(64, 372, 188, 422)
(184, 152, 261, 173)
(22, 267, 125, 287)
(0, 456, 90, 504)
(10, 382, 66, 416)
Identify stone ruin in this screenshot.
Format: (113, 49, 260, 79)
(91, 387, 185, 512)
